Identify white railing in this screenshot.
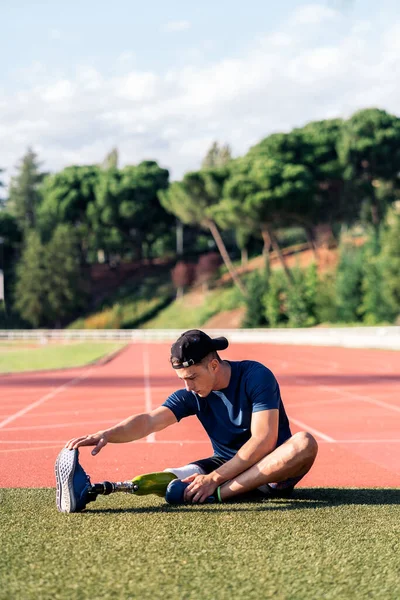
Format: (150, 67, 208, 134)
(0, 327, 399, 350)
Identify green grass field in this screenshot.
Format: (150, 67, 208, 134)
(1, 488, 399, 599)
(0, 341, 125, 373)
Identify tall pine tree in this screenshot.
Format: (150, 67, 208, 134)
(14, 232, 48, 327)
(8, 148, 43, 231)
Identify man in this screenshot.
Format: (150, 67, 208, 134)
(56, 329, 318, 512)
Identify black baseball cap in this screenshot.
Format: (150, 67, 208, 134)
(170, 329, 229, 369)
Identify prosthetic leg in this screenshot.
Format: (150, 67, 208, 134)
(87, 472, 178, 498)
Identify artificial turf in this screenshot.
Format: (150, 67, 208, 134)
(1, 488, 399, 599)
(0, 342, 125, 373)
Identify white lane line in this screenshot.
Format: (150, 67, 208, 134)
(0, 418, 125, 431)
(0, 439, 210, 444)
(290, 417, 336, 442)
(0, 445, 63, 454)
(142, 347, 155, 443)
(318, 385, 400, 414)
(0, 406, 136, 419)
(0, 368, 95, 430)
(334, 439, 400, 443)
(285, 397, 350, 410)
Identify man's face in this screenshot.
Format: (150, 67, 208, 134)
(175, 359, 218, 397)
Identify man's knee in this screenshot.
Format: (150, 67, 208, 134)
(291, 431, 318, 459)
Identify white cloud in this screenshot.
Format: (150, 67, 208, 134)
(40, 80, 75, 103)
(162, 20, 191, 33)
(1, 6, 400, 184)
(292, 4, 338, 25)
(117, 51, 136, 64)
(49, 28, 62, 40)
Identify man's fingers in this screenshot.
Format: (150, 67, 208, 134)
(91, 437, 107, 456)
(182, 474, 197, 483)
(65, 437, 87, 449)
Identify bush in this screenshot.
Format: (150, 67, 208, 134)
(335, 244, 364, 322)
(285, 264, 318, 328)
(315, 271, 337, 323)
(242, 270, 269, 327)
(263, 271, 287, 327)
(380, 208, 400, 321)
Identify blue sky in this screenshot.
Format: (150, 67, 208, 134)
(1, 0, 400, 182)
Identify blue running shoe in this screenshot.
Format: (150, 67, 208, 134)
(55, 448, 95, 513)
(165, 479, 218, 505)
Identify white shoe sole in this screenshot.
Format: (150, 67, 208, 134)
(55, 448, 78, 513)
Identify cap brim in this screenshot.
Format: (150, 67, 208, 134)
(211, 336, 229, 351)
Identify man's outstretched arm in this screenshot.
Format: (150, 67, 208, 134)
(65, 406, 177, 455)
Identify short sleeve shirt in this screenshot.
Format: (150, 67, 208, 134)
(162, 360, 292, 460)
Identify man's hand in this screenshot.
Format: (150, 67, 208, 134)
(182, 473, 219, 503)
(65, 431, 109, 455)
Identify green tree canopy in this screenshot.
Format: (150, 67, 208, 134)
(216, 157, 314, 279)
(247, 120, 344, 227)
(338, 108, 400, 225)
(89, 160, 171, 260)
(38, 165, 99, 256)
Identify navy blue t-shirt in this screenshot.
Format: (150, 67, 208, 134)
(163, 360, 292, 460)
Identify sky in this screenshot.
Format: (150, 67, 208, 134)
(1, 0, 400, 183)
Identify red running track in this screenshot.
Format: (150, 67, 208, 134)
(0, 343, 400, 488)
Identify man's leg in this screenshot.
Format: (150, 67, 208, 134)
(55, 448, 213, 512)
(219, 432, 318, 501)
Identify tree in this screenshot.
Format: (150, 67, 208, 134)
(217, 157, 314, 282)
(202, 142, 232, 169)
(0, 168, 6, 209)
(159, 169, 247, 296)
(247, 121, 345, 247)
(38, 165, 99, 261)
(45, 225, 88, 326)
(0, 211, 22, 319)
(90, 161, 172, 260)
(14, 226, 87, 327)
(14, 232, 48, 327)
(102, 148, 119, 170)
(8, 148, 44, 231)
(338, 108, 400, 226)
